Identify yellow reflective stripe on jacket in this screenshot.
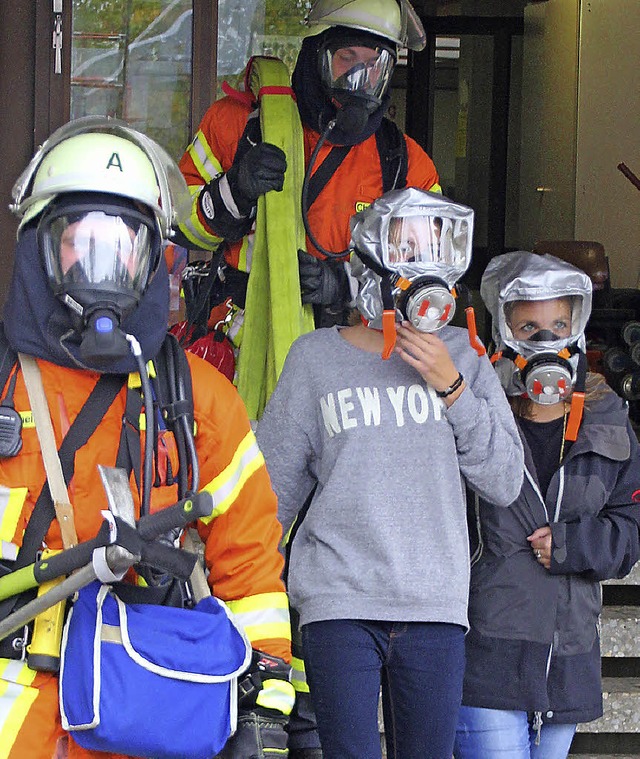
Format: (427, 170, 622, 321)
(225, 591, 291, 644)
(430, 182, 443, 194)
(0, 487, 27, 547)
(0, 660, 38, 758)
(290, 654, 309, 693)
(256, 678, 295, 716)
(200, 430, 265, 523)
(237, 233, 252, 273)
(187, 130, 223, 184)
(179, 132, 226, 249)
(181, 187, 224, 250)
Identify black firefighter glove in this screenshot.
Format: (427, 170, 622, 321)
(297, 249, 351, 309)
(226, 143, 287, 217)
(216, 650, 294, 759)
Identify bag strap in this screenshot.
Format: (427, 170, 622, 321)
(19, 354, 78, 549)
(18, 357, 127, 551)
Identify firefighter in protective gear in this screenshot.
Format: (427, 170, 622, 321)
(176, 0, 440, 330)
(177, 2, 439, 753)
(0, 117, 293, 759)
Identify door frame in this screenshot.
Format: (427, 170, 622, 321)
(406, 15, 523, 269)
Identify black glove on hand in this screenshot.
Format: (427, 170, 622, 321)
(298, 249, 351, 308)
(226, 142, 287, 216)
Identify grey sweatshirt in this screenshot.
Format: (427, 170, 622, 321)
(256, 325, 523, 630)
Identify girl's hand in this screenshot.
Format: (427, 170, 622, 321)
(395, 322, 465, 406)
(528, 526, 552, 570)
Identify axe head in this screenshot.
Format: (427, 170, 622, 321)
(98, 465, 137, 528)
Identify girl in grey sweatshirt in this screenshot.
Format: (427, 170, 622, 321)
(256, 190, 524, 759)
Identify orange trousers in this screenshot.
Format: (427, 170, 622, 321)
(0, 659, 132, 759)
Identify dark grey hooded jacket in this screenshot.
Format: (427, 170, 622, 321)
(462, 386, 640, 724)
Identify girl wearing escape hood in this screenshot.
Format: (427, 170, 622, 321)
(256, 188, 524, 759)
(454, 251, 640, 759)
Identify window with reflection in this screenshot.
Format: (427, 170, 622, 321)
(216, 0, 311, 95)
(70, 0, 192, 160)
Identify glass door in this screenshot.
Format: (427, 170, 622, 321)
(406, 17, 523, 289)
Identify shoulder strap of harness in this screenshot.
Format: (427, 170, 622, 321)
(0, 323, 18, 397)
(376, 117, 408, 193)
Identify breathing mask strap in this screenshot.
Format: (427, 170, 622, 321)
(455, 283, 486, 357)
(564, 351, 587, 443)
(494, 347, 528, 371)
(353, 246, 406, 359)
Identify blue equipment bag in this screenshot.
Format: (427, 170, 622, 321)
(59, 580, 252, 759)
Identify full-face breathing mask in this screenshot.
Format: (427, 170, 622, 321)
(481, 250, 593, 439)
(37, 193, 161, 366)
(349, 187, 484, 358)
(318, 33, 396, 137)
(10, 118, 190, 369)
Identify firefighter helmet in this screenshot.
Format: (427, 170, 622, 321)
(11, 116, 189, 239)
(305, 0, 426, 51)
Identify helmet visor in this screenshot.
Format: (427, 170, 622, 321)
(41, 208, 155, 297)
(384, 212, 471, 270)
(319, 43, 395, 101)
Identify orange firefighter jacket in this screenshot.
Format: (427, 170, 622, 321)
(0, 353, 290, 662)
(178, 95, 441, 270)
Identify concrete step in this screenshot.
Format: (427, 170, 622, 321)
(604, 563, 640, 586)
(601, 606, 640, 657)
(576, 678, 640, 733)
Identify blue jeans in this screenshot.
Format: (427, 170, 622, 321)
(454, 705, 577, 759)
(302, 619, 465, 759)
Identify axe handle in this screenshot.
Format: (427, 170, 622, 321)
(183, 530, 211, 603)
(0, 564, 97, 642)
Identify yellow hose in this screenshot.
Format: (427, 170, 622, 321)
(236, 57, 314, 420)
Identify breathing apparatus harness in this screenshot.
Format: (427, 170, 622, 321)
(301, 115, 407, 260)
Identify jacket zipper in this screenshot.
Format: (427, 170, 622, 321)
(469, 491, 483, 569)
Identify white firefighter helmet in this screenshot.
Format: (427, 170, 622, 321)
(11, 116, 190, 239)
(305, 0, 426, 52)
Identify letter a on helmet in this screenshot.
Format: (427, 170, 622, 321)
(11, 115, 190, 239)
